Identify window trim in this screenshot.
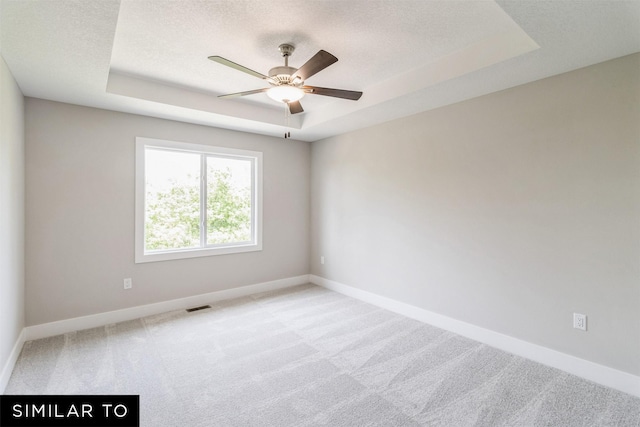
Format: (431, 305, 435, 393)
(135, 137, 263, 263)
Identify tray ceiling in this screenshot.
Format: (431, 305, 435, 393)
(1, 0, 639, 141)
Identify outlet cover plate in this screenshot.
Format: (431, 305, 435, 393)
(573, 313, 587, 331)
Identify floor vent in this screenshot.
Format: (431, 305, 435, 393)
(186, 305, 211, 313)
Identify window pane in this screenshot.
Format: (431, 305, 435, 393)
(206, 156, 252, 244)
(136, 137, 262, 263)
(145, 149, 201, 251)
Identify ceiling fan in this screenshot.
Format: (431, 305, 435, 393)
(208, 44, 363, 115)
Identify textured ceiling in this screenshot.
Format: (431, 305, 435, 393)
(1, 0, 639, 141)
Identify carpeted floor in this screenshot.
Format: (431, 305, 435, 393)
(6, 284, 640, 426)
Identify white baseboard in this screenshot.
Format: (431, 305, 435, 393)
(0, 328, 26, 393)
(309, 274, 640, 398)
(25, 275, 310, 342)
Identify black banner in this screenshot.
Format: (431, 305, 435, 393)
(0, 395, 139, 427)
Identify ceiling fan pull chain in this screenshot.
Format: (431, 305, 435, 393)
(284, 103, 290, 138)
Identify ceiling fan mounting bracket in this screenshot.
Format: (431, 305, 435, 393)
(278, 44, 295, 57)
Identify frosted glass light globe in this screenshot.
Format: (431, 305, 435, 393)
(267, 85, 305, 103)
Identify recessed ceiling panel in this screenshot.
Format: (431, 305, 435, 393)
(109, 0, 535, 129)
(2, 0, 638, 141)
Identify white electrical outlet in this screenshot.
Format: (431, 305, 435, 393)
(123, 278, 132, 290)
(573, 313, 587, 331)
(320, 256, 325, 265)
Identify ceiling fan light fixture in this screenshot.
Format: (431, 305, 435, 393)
(210, 44, 362, 115)
(267, 85, 305, 103)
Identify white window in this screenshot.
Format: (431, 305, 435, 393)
(135, 137, 262, 263)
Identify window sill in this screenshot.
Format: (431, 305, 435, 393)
(135, 242, 262, 264)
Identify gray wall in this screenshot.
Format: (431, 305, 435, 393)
(311, 53, 640, 375)
(0, 56, 25, 381)
(25, 99, 310, 326)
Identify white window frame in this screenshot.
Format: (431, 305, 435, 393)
(135, 137, 263, 263)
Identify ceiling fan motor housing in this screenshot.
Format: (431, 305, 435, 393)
(268, 44, 302, 86)
(268, 66, 300, 85)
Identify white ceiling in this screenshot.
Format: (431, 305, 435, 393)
(1, 0, 639, 142)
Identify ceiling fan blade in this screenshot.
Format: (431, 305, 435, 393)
(303, 86, 363, 100)
(208, 56, 273, 81)
(288, 100, 304, 114)
(218, 88, 268, 99)
(290, 50, 338, 81)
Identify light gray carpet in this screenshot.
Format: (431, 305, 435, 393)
(6, 284, 640, 426)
